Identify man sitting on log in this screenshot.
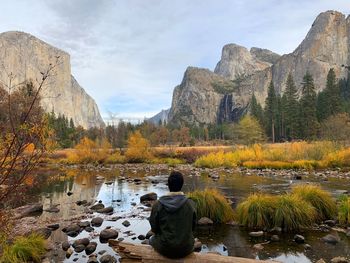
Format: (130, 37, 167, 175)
(149, 171, 197, 258)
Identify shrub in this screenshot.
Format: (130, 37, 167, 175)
(236, 194, 276, 229)
(188, 189, 234, 223)
(291, 184, 337, 221)
(338, 195, 350, 225)
(0, 233, 46, 263)
(105, 151, 125, 164)
(194, 151, 237, 168)
(125, 131, 152, 163)
(274, 194, 316, 231)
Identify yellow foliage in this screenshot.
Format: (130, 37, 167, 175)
(125, 131, 152, 163)
(194, 151, 238, 168)
(105, 151, 125, 164)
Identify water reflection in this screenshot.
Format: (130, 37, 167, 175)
(24, 166, 350, 262)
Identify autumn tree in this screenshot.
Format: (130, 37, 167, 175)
(320, 113, 350, 141)
(235, 115, 266, 145)
(125, 131, 152, 162)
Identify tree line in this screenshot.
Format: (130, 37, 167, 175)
(251, 69, 350, 142)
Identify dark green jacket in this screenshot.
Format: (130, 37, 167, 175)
(149, 193, 196, 258)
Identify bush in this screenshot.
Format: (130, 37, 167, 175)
(236, 194, 276, 229)
(274, 194, 316, 231)
(0, 233, 46, 263)
(292, 184, 337, 221)
(338, 195, 350, 225)
(188, 189, 234, 223)
(125, 131, 152, 163)
(194, 151, 237, 168)
(105, 151, 125, 164)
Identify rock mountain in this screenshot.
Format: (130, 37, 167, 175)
(161, 10, 350, 126)
(0, 31, 104, 128)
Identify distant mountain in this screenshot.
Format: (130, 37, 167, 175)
(167, 10, 350, 126)
(148, 109, 170, 125)
(0, 31, 104, 128)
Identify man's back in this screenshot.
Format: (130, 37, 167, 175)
(149, 193, 196, 258)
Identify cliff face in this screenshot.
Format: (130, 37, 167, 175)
(0, 31, 104, 128)
(168, 10, 350, 125)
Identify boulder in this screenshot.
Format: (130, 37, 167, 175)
(97, 206, 114, 214)
(294, 234, 305, 244)
(87, 255, 98, 263)
(197, 217, 213, 225)
(140, 192, 158, 203)
(100, 254, 117, 263)
(74, 244, 86, 253)
(249, 231, 264, 237)
(91, 217, 104, 227)
(47, 223, 60, 230)
(73, 238, 90, 248)
(62, 241, 70, 251)
(100, 229, 119, 241)
(322, 234, 340, 244)
(62, 224, 81, 233)
(14, 203, 43, 218)
(85, 242, 97, 255)
(90, 203, 105, 211)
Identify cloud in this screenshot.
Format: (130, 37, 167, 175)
(0, 0, 349, 119)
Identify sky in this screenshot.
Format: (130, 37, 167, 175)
(0, 0, 349, 120)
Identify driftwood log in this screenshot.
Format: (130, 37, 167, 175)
(112, 241, 279, 263)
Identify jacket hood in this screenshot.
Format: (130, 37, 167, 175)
(159, 194, 188, 213)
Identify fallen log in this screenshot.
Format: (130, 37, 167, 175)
(112, 242, 279, 263)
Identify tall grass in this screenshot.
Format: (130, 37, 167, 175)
(236, 194, 276, 229)
(188, 189, 235, 223)
(292, 184, 337, 221)
(274, 194, 316, 231)
(338, 195, 350, 225)
(0, 233, 46, 263)
(195, 141, 349, 169)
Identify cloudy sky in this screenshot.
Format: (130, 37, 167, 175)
(0, 0, 349, 120)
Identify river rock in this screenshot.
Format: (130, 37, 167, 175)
(62, 241, 70, 251)
(270, 235, 279, 242)
(100, 254, 117, 263)
(249, 231, 264, 237)
(122, 220, 131, 227)
(138, 234, 146, 240)
(73, 238, 90, 248)
(324, 220, 336, 227)
(90, 203, 105, 211)
(146, 230, 154, 239)
(198, 217, 213, 225)
(66, 248, 74, 258)
(76, 200, 87, 206)
(74, 244, 86, 253)
(253, 243, 264, 250)
(14, 203, 43, 218)
(294, 234, 305, 244)
(322, 234, 340, 244)
(47, 223, 60, 230)
(78, 221, 91, 228)
(97, 206, 114, 214)
(331, 257, 349, 263)
(62, 224, 81, 233)
(304, 244, 312, 250)
(194, 238, 202, 252)
(91, 217, 104, 227)
(85, 226, 95, 232)
(140, 192, 158, 202)
(44, 205, 60, 213)
(316, 259, 326, 263)
(35, 227, 52, 239)
(85, 242, 97, 255)
(100, 228, 119, 240)
(87, 255, 98, 263)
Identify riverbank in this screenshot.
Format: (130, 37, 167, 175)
(4, 163, 350, 262)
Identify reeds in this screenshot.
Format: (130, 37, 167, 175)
(292, 184, 337, 221)
(0, 233, 46, 263)
(188, 189, 235, 223)
(338, 195, 350, 225)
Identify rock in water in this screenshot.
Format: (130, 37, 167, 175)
(100, 254, 117, 263)
(249, 231, 264, 237)
(0, 31, 104, 128)
(197, 217, 214, 225)
(321, 234, 340, 244)
(100, 229, 119, 241)
(90, 203, 105, 211)
(294, 234, 305, 244)
(91, 217, 104, 227)
(140, 192, 158, 202)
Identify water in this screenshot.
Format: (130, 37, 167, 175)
(19, 165, 350, 262)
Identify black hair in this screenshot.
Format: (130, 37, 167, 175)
(168, 171, 184, 192)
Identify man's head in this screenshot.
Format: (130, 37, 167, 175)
(168, 171, 184, 192)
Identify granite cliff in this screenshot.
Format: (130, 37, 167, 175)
(0, 31, 104, 128)
(165, 10, 350, 126)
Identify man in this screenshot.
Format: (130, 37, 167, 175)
(149, 171, 197, 258)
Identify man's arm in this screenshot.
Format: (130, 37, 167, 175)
(149, 201, 160, 233)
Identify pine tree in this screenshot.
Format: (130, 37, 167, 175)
(250, 93, 264, 125)
(322, 68, 342, 119)
(264, 82, 278, 142)
(284, 74, 299, 140)
(299, 72, 319, 139)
